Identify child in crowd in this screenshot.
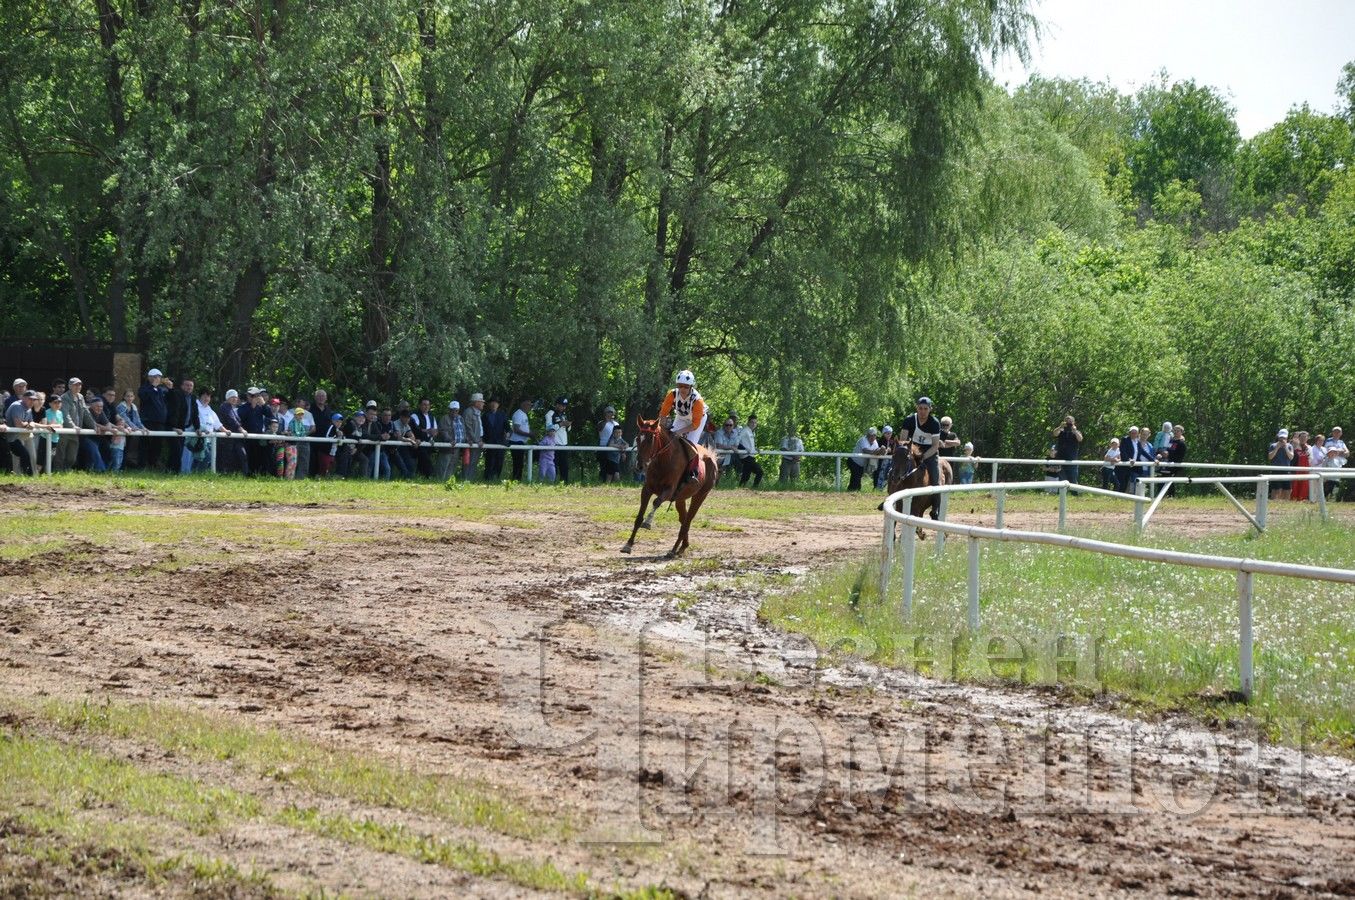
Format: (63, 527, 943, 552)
(1043, 444, 1062, 492)
(958, 441, 976, 484)
(283, 406, 306, 479)
(267, 419, 288, 478)
(42, 395, 64, 471)
(538, 424, 558, 483)
(1101, 437, 1120, 491)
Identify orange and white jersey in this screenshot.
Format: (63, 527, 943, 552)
(659, 388, 707, 444)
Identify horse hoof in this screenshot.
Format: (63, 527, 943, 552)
(640, 522, 652, 530)
(620, 545, 632, 554)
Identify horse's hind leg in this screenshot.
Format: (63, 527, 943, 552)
(622, 488, 653, 553)
(676, 486, 711, 556)
(666, 499, 688, 558)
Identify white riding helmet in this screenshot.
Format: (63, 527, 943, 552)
(675, 370, 696, 386)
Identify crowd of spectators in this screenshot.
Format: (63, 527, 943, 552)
(0, 371, 644, 484)
(4, 371, 1350, 500)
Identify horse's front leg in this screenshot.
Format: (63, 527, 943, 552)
(641, 494, 662, 529)
(622, 488, 653, 553)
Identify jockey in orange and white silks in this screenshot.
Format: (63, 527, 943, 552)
(658, 370, 707, 446)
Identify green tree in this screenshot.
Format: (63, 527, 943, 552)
(1125, 76, 1239, 228)
(1235, 105, 1353, 215)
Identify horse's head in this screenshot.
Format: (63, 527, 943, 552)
(887, 442, 927, 494)
(634, 416, 662, 468)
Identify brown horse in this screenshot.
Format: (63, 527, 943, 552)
(882, 443, 953, 540)
(621, 418, 719, 558)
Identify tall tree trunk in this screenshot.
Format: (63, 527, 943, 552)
(363, 66, 397, 395)
(220, 257, 267, 390)
(95, 0, 129, 343)
(216, 0, 278, 387)
(627, 119, 676, 436)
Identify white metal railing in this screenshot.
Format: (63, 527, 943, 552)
(5, 425, 1348, 493)
(878, 473, 1355, 700)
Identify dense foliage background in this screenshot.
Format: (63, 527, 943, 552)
(2, 1, 1352, 462)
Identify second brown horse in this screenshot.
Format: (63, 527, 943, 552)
(882, 443, 953, 539)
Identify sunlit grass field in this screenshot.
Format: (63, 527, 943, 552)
(762, 511, 1355, 752)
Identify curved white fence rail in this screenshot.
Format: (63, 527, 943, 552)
(879, 473, 1355, 700)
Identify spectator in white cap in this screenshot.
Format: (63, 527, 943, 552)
(848, 426, 880, 492)
(873, 424, 895, 489)
(139, 368, 170, 470)
(464, 393, 485, 480)
(436, 400, 466, 480)
(1267, 427, 1293, 500)
(216, 389, 249, 475)
(60, 377, 100, 472)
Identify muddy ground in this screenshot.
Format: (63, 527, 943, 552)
(2, 485, 1354, 897)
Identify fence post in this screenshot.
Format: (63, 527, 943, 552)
(995, 489, 1005, 530)
(1237, 570, 1254, 701)
(935, 493, 948, 555)
(900, 523, 916, 619)
(1316, 473, 1328, 521)
(1149, 462, 1158, 498)
(990, 460, 999, 483)
(1134, 481, 1146, 531)
(527, 448, 535, 483)
(835, 456, 842, 491)
(45, 435, 53, 475)
(967, 537, 981, 631)
(373, 441, 382, 479)
(1058, 484, 1068, 533)
(879, 517, 893, 601)
(1255, 485, 1268, 531)
(210, 435, 218, 474)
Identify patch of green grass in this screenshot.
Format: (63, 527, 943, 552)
(22, 696, 567, 841)
(672, 592, 701, 613)
(660, 557, 724, 576)
(276, 805, 589, 894)
(0, 508, 316, 556)
(762, 519, 1355, 752)
(0, 809, 280, 897)
(0, 729, 263, 833)
(0, 722, 607, 895)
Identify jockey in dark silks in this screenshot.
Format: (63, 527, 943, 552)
(900, 396, 942, 490)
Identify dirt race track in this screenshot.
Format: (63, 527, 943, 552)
(2, 484, 1355, 897)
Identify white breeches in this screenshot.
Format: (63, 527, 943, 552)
(671, 413, 706, 446)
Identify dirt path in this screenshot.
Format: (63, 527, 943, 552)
(2, 488, 1353, 897)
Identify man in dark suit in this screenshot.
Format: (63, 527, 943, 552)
(166, 378, 202, 474)
(1116, 426, 1140, 492)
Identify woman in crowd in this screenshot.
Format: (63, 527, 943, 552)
(117, 389, 148, 468)
(1291, 431, 1311, 502)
